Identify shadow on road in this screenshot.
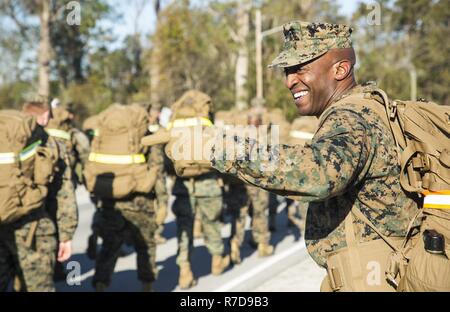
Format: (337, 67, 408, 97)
(161, 219, 176, 241)
(55, 197, 303, 292)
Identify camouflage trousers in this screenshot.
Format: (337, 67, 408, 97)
(228, 184, 270, 246)
(0, 210, 57, 292)
(172, 195, 223, 265)
(286, 199, 308, 231)
(45, 194, 73, 281)
(154, 199, 167, 237)
(155, 224, 164, 237)
(93, 194, 157, 287)
(268, 193, 279, 225)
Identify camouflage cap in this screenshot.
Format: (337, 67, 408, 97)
(24, 93, 49, 104)
(269, 21, 353, 68)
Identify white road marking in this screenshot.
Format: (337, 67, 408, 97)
(213, 241, 306, 292)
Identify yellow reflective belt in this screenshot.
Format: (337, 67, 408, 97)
(167, 117, 213, 130)
(0, 140, 42, 164)
(423, 190, 450, 209)
(88, 152, 146, 165)
(46, 128, 71, 140)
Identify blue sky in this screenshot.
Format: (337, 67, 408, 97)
(109, 0, 362, 46)
(97, 0, 156, 50)
(340, 0, 361, 16)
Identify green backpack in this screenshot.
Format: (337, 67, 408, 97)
(320, 84, 450, 292)
(362, 86, 450, 291)
(46, 106, 75, 171)
(0, 110, 56, 224)
(167, 90, 216, 177)
(142, 90, 216, 178)
(46, 106, 73, 141)
(84, 104, 158, 199)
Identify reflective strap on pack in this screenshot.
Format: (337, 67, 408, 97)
(0, 152, 16, 164)
(167, 117, 213, 130)
(423, 190, 450, 209)
(0, 140, 42, 164)
(87, 129, 99, 137)
(88, 152, 146, 165)
(289, 130, 314, 140)
(148, 124, 160, 133)
(46, 128, 71, 140)
(20, 140, 42, 161)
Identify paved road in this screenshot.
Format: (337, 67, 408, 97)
(56, 187, 325, 292)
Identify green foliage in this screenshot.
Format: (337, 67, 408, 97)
(51, 0, 114, 86)
(1, 0, 447, 124)
(0, 81, 31, 110)
(249, 0, 345, 121)
(151, 1, 235, 111)
(352, 0, 449, 105)
(58, 76, 112, 123)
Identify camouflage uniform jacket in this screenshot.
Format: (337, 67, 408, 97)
(212, 85, 419, 267)
(148, 142, 169, 211)
(69, 127, 90, 186)
(70, 127, 90, 167)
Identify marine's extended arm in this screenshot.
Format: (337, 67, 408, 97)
(211, 108, 372, 202)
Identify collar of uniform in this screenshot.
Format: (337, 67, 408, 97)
(325, 83, 377, 112)
(335, 85, 364, 103)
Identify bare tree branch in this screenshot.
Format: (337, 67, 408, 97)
(206, 6, 239, 43)
(2, 0, 31, 40)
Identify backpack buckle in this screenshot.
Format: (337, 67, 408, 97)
(412, 153, 430, 172)
(326, 266, 343, 291)
(390, 101, 398, 120)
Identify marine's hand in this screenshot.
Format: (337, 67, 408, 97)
(58, 240, 72, 262)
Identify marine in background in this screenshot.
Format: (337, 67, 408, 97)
(144, 90, 230, 289)
(45, 100, 80, 281)
(85, 103, 159, 292)
(215, 107, 274, 265)
(0, 100, 75, 292)
(146, 103, 170, 245)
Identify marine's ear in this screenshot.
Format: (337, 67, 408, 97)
(333, 59, 353, 81)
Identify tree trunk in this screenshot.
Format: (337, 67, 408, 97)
(150, 0, 161, 105)
(150, 46, 160, 104)
(73, 27, 84, 83)
(300, 0, 314, 19)
(38, 0, 51, 100)
(255, 9, 263, 101)
(235, 0, 251, 111)
(409, 65, 417, 101)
